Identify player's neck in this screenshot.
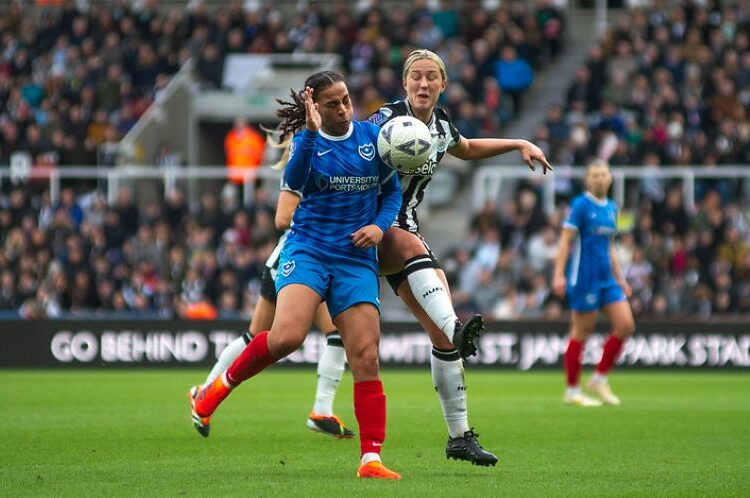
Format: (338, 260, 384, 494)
(585, 191, 608, 205)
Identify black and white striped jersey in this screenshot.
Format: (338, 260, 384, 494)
(368, 100, 462, 233)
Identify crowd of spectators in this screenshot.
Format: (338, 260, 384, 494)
(3, 1, 749, 320)
(0, 0, 565, 174)
(0, 0, 567, 319)
(191, 0, 564, 133)
(534, 2, 750, 180)
(0, 182, 279, 319)
(0, 0, 185, 170)
(453, 2, 750, 320)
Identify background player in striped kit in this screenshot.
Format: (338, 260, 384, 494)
(190, 71, 403, 479)
(552, 159, 636, 407)
(368, 49, 553, 466)
(191, 181, 354, 439)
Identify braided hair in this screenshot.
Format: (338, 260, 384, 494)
(275, 70, 346, 140)
(268, 70, 346, 169)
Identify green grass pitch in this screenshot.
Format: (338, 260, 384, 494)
(3, 369, 749, 497)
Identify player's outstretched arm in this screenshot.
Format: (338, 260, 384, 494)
(449, 137, 553, 174)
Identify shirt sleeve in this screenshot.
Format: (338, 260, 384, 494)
(366, 105, 394, 126)
(279, 177, 302, 199)
(446, 119, 461, 149)
(283, 129, 316, 191)
(372, 160, 402, 234)
(564, 198, 586, 231)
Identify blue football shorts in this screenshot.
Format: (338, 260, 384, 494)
(567, 281, 626, 312)
(275, 241, 380, 318)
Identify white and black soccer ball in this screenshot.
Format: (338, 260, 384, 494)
(377, 116, 433, 175)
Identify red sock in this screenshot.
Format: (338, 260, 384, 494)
(564, 338, 583, 387)
(354, 380, 386, 457)
(226, 331, 278, 385)
(596, 334, 624, 375)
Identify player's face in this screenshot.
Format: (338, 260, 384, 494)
(403, 59, 446, 116)
(585, 165, 613, 198)
(315, 81, 353, 136)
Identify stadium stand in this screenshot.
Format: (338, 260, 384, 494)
(456, 2, 750, 319)
(0, 0, 566, 319)
(6, 2, 749, 320)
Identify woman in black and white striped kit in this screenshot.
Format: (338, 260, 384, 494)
(367, 49, 552, 467)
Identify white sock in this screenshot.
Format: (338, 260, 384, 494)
(431, 349, 470, 438)
(312, 333, 346, 416)
(566, 386, 582, 397)
(361, 452, 381, 465)
(406, 261, 457, 343)
(204, 334, 250, 385)
(591, 373, 608, 385)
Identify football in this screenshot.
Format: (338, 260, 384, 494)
(377, 116, 433, 174)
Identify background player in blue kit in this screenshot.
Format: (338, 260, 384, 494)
(552, 159, 636, 407)
(191, 71, 403, 480)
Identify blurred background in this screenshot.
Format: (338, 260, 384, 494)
(0, 0, 748, 332)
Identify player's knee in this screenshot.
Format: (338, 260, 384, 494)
(429, 332, 454, 350)
(385, 230, 428, 260)
(348, 343, 380, 379)
(268, 328, 306, 357)
(616, 319, 635, 338)
(388, 253, 441, 294)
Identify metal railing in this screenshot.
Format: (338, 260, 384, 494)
(3, 164, 749, 212)
(473, 165, 750, 214)
(0, 166, 282, 207)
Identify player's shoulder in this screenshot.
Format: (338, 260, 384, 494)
(355, 120, 380, 133)
(570, 193, 588, 209)
(433, 105, 453, 122)
(366, 101, 409, 125)
(353, 120, 381, 142)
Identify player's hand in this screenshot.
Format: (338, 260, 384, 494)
(303, 86, 321, 132)
(552, 274, 566, 297)
(520, 140, 553, 174)
(351, 225, 383, 249)
(619, 279, 633, 298)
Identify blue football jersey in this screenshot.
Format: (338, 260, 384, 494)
(564, 192, 618, 288)
(283, 122, 401, 261)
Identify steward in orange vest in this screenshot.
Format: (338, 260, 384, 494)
(224, 117, 265, 184)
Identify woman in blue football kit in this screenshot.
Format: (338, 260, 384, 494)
(190, 71, 403, 480)
(191, 185, 355, 439)
(552, 160, 636, 407)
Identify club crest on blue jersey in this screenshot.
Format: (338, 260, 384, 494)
(281, 260, 295, 277)
(358, 142, 375, 161)
(314, 171, 329, 190)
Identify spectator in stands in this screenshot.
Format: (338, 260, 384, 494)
(113, 186, 138, 238)
(50, 1, 750, 325)
(224, 117, 265, 185)
(494, 45, 533, 118)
